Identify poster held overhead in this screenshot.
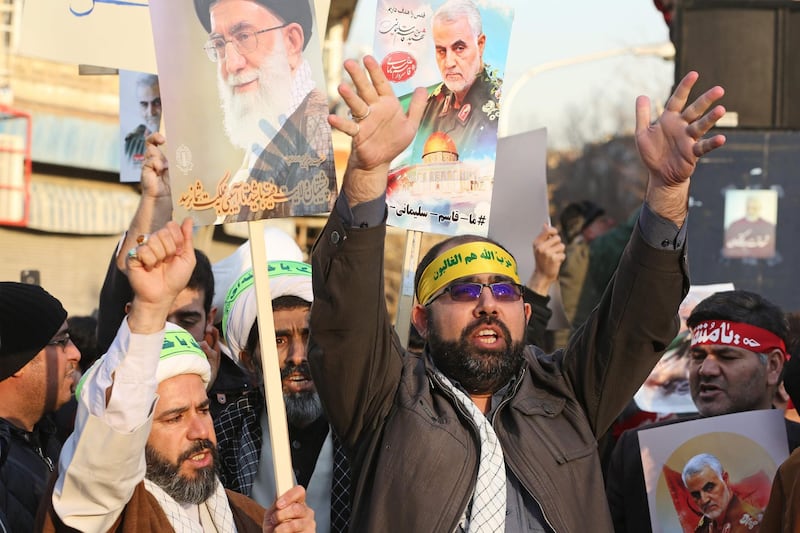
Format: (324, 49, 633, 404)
(149, 0, 336, 226)
(119, 70, 162, 183)
(148, 0, 335, 496)
(374, 0, 514, 236)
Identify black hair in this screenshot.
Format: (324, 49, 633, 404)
(686, 290, 789, 346)
(67, 315, 99, 372)
(272, 295, 311, 312)
(188, 249, 214, 314)
(243, 295, 310, 355)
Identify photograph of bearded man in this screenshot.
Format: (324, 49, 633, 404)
(149, 0, 336, 224)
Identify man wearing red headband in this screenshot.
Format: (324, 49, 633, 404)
(309, 54, 728, 533)
(607, 289, 794, 532)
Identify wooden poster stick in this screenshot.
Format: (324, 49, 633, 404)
(394, 229, 422, 348)
(247, 219, 294, 495)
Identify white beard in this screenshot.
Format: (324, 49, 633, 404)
(217, 38, 293, 152)
(144, 115, 161, 135)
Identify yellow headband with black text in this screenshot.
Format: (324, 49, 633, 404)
(417, 242, 520, 305)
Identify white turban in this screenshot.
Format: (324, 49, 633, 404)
(75, 322, 210, 402)
(211, 226, 304, 315)
(156, 322, 211, 385)
(222, 261, 312, 363)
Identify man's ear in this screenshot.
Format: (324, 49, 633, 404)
(283, 23, 304, 69)
(411, 304, 429, 340)
(239, 349, 257, 376)
(766, 348, 785, 386)
(207, 306, 218, 328)
(124, 301, 132, 314)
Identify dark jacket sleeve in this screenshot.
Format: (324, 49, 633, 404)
(307, 209, 403, 455)
(95, 250, 132, 355)
(760, 448, 800, 533)
(523, 287, 551, 347)
(605, 428, 653, 533)
(563, 222, 688, 438)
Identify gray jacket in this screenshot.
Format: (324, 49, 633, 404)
(309, 209, 687, 532)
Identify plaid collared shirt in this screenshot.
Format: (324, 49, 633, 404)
(214, 392, 351, 532)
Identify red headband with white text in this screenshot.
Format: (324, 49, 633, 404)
(690, 320, 786, 356)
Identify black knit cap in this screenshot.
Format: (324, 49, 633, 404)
(0, 282, 67, 381)
(579, 200, 606, 231)
(193, 0, 313, 50)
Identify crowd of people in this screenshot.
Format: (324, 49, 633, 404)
(4, 1, 800, 532)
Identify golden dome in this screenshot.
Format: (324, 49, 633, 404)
(422, 131, 459, 160)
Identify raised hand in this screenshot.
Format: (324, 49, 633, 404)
(528, 224, 566, 296)
(117, 132, 174, 272)
(125, 218, 196, 334)
(635, 71, 726, 226)
(328, 55, 427, 206)
(140, 132, 171, 202)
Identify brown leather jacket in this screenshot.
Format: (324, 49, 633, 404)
(309, 209, 687, 532)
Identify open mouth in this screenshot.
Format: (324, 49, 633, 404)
(476, 328, 499, 345)
(283, 370, 314, 393)
(185, 449, 212, 469)
(698, 383, 722, 395)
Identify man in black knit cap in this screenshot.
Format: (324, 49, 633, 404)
(0, 282, 81, 532)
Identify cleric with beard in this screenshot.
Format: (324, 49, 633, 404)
(41, 219, 313, 532)
(217, 260, 351, 533)
(194, 0, 336, 222)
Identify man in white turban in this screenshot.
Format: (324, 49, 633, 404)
(39, 219, 314, 532)
(216, 260, 351, 533)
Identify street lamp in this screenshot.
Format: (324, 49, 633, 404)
(498, 41, 675, 137)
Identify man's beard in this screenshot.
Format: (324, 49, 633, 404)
(145, 439, 219, 505)
(281, 361, 324, 427)
(144, 116, 160, 135)
(443, 64, 480, 98)
(217, 37, 293, 151)
(427, 314, 525, 394)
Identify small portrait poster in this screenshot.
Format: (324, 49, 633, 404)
(722, 189, 778, 260)
(149, 0, 336, 226)
(374, 0, 514, 235)
(639, 410, 789, 533)
(119, 71, 162, 183)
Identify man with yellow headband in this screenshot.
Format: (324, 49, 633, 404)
(39, 219, 315, 532)
(309, 55, 728, 532)
(606, 289, 795, 533)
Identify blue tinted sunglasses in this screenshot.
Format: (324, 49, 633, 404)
(429, 282, 523, 304)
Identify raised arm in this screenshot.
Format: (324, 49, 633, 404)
(97, 133, 174, 353)
(115, 133, 173, 272)
(50, 219, 195, 532)
(308, 56, 426, 448)
(565, 74, 727, 435)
